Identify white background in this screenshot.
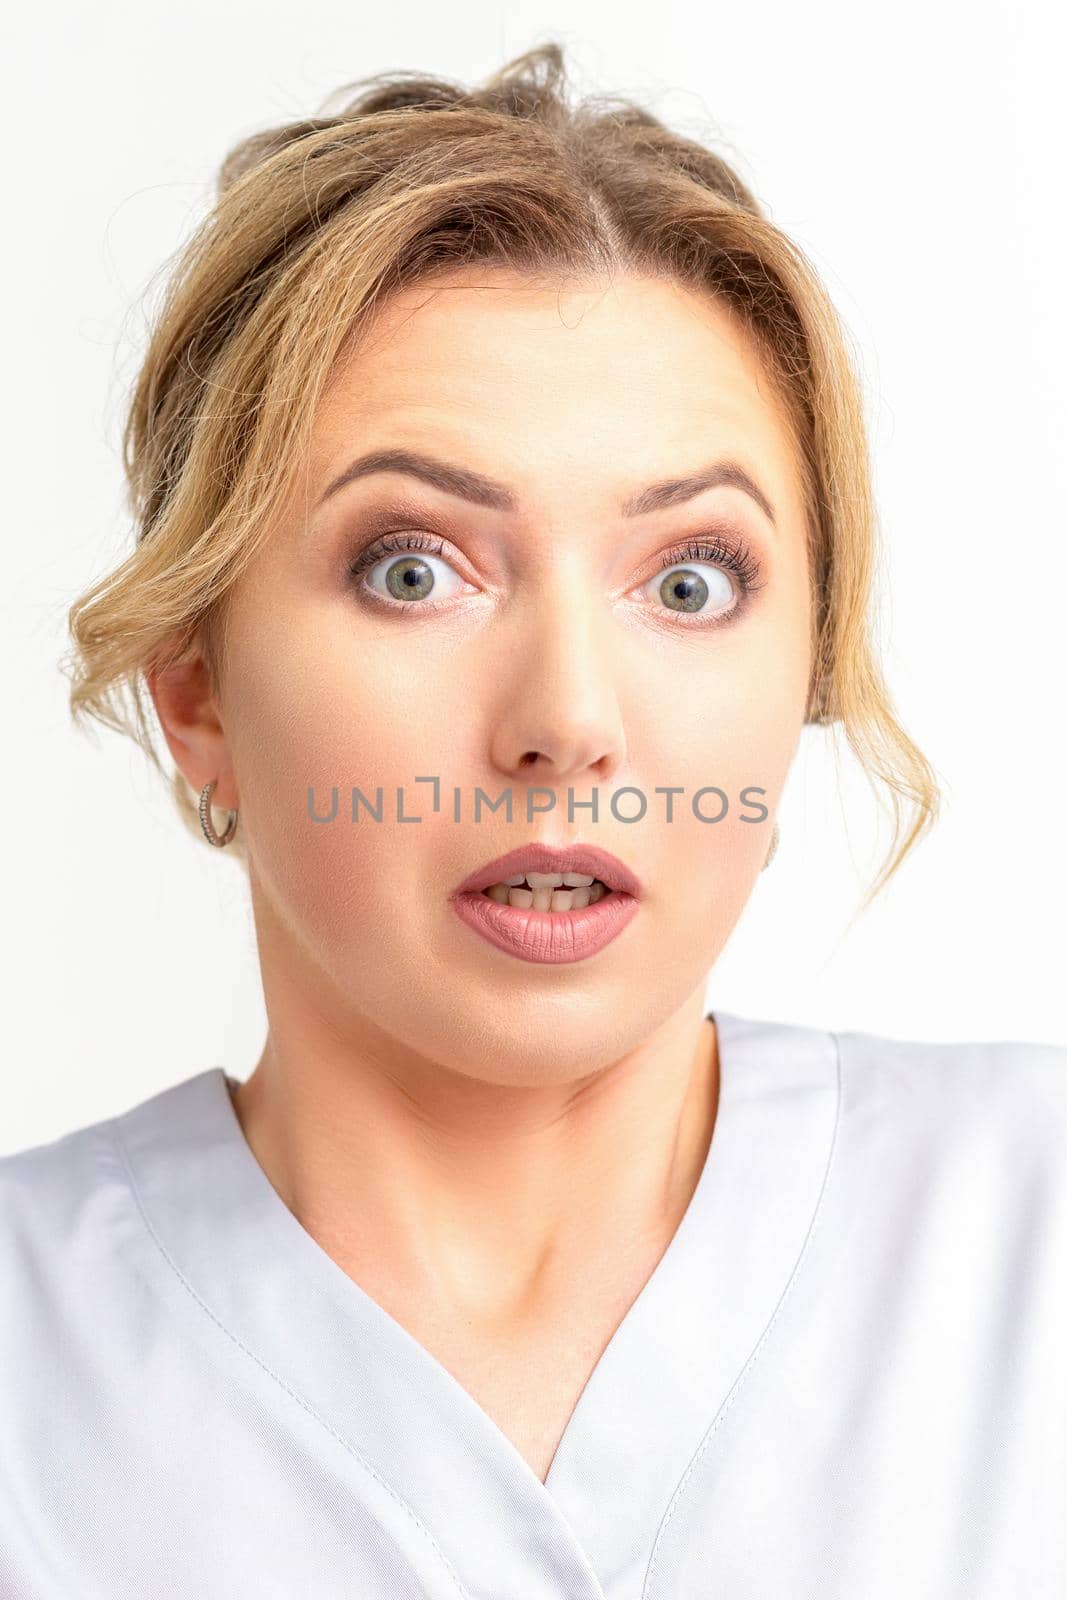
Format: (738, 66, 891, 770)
(2, 3, 1064, 1154)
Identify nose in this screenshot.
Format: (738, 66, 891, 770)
(488, 577, 628, 790)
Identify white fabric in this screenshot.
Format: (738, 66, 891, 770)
(2, 1009, 1065, 1598)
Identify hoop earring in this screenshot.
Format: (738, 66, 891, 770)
(199, 779, 239, 848)
(761, 819, 780, 871)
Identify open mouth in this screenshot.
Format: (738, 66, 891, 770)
(478, 872, 614, 913)
(452, 872, 638, 964)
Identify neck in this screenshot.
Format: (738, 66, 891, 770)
(231, 999, 718, 1332)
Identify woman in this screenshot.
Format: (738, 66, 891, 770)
(2, 42, 1064, 1600)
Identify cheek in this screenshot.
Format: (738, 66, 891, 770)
(636, 599, 808, 880)
(222, 609, 463, 943)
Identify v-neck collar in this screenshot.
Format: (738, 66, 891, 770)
(109, 1008, 840, 1600)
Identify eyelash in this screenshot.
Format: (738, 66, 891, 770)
(346, 527, 767, 624)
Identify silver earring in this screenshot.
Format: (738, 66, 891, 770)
(761, 819, 780, 871)
(199, 779, 239, 848)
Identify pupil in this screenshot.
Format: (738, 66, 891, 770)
(661, 567, 708, 614)
(386, 557, 435, 602)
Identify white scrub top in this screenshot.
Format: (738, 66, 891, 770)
(2, 1008, 1066, 1599)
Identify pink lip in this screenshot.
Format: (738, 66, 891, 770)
(448, 842, 641, 966)
(450, 885, 639, 964)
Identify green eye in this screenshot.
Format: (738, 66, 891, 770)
(639, 533, 766, 624)
(349, 532, 467, 609)
(375, 554, 447, 602)
(649, 563, 735, 616)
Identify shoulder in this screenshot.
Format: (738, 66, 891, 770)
(0, 1109, 130, 1280)
(0, 1111, 118, 1211)
(0, 1070, 222, 1271)
(830, 1022, 1067, 1101)
(828, 1022, 1067, 1173)
(0, 1118, 136, 1378)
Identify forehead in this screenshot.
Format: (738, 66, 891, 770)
(311, 270, 802, 509)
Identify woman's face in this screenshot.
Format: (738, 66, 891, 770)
(192, 269, 813, 1083)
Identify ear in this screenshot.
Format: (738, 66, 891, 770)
(146, 642, 238, 812)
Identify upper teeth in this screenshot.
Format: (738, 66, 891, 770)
(480, 871, 609, 911)
(503, 872, 596, 888)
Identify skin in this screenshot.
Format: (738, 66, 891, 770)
(149, 268, 813, 1475)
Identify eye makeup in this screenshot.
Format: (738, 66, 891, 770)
(342, 510, 768, 627)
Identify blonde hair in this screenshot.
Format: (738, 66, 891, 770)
(64, 41, 940, 909)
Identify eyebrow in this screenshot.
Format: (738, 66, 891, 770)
(316, 447, 777, 526)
